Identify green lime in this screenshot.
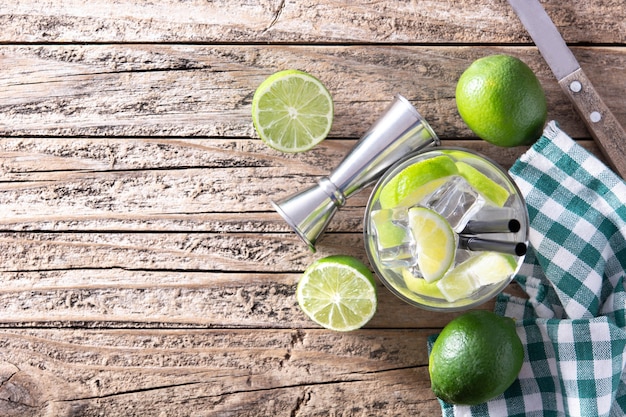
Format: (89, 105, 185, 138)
(456, 161, 510, 207)
(296, 255, 377, 332)
(252, 69, 334, 153)
(429, 310, 524, 405)
(436, 269, 479, 303)
(456, 54, 547, 147)
(402, 268, 445, 299)
(408, 207, 456, 283)
(379, 155, 459, 209)
(436, 252, 517, 302)
(371, 210, 408, 249)
(464, 252, 517, 286)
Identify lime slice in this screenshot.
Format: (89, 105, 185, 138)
(375, 221, 405, 249)
(436, 269, 479, 302)
(371, 209, 408, 249)
(297, 255, 377, 332)
(379, 155, 458, 209)
(436, 252, 516, 302)
(252, 69, 333, 153)
(453, 252, 517, 286)
(408, 207, 456, 283)
(456, 161, 510, 207)
(402, 268, 445, 299)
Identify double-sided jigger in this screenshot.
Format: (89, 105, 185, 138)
(271, 94, 440, 252)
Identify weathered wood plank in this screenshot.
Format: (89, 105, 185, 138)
(0, 228, 527, 328)
(0, 138, 604, 232)
(0, 328, 441, 416)
(1, 0, 624, 44)
(0, 266, 503, 328)
(0, 231, 389, 274)
(1, 45, 625, 138)
(0, 232, 310, 272)
(0, 138, 349, 176)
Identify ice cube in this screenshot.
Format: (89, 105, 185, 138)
(370, 208, 417, 268)
(422, 176, 485, 232)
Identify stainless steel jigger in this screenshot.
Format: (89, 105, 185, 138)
(271, 94, 440, 252)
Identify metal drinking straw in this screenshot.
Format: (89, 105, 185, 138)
(458, 236, 528, 256)
(461, 219, 521, 234)
(271, 94, 439, 252)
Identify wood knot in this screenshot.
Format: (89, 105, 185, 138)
(0, 362, 40, 413)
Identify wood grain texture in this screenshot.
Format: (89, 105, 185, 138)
(0, 328, 440, 416)
(2, 1, 624, 415)
(1, 0, 624, 44)
(0, 266, 509, 329)
(1, 45, 625, 138)
(0, 138, 604, 232)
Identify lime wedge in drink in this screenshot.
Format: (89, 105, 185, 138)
(371, 209, 407, 249)
(252, 69, 334, 153)
(458, 252, 517, 286)
(408, 207, 456, 283)
(402, 268, 445, 299)
(296, 255, 377, 332)
(436, 252, 516, 302)
(379, 155, 458, 209)
(436, 269, 479, 303)
(456, 161, 510, 207)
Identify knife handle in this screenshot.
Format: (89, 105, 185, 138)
(559, 68, 626, 179)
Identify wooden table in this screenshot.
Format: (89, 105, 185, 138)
(0, 1, 624, 415)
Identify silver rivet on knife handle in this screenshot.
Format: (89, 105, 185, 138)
(559, 68, 626, 178)
(569, 81, 582, 93)
(590, 112, 602, 123)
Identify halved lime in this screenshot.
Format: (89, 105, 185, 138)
(436, 252, 516, 302)
(456, 161, 510, 207)
(408, 207, 456, 283)
(252, 69, 334, 153)
(296, 255, 377, 332)
(379, 155, 458, 209)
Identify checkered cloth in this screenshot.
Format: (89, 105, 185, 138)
(436, 121, 626, 417)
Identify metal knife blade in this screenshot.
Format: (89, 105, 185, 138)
(507, 0, 579, 80)
(507, 0, 626, 179)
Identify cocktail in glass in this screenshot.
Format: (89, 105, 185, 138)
(364, 148, 528, 311)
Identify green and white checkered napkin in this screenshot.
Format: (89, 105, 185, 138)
(437, 121, 626, 417)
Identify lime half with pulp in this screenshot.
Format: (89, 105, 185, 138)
(252, 69, 333, 153)
(297, 255, 377, 331)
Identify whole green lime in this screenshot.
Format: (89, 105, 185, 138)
(429, 310, 524, 405)
(456, 54, 547, 147)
